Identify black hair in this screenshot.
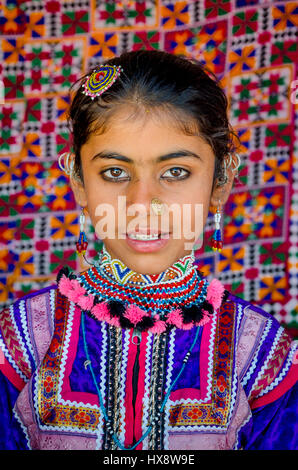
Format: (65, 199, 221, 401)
(67, 50, 240, 189)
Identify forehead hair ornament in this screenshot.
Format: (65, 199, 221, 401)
(82, 64, 123, 100)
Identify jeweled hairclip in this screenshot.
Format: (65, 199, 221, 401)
(81, 64, 123, 100)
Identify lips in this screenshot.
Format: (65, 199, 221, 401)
(125, 231, 171, 252)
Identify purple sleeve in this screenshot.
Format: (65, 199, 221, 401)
(0, 372, 30, 450)
(239, 382, 298, 450)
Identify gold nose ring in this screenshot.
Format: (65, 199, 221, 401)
(151, 197, 164, 215)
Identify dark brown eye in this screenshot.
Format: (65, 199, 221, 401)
(100, 167, 128, 181)
(110, 168, 122, 177)
(162, 167, 190, 180)
(170, 168, 182, 176)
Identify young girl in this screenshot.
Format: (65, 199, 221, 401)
(0, 50, 297, 451)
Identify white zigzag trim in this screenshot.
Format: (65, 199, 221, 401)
(13, 404, 32, 450)
(235, 303, 244, 350)
(168, 423, 228, 433)
(32, 348, 39, 401)
(33, 364, 44, 429)
(118, 328, 130, 445)
(37, 419, 98, 435)
(233, 411, 252, 450)
(227, 303, 243, 427)
(19, 299, 36, 369)
(141, 332, 154, 450)
(95, 321, 108, 449)
(49, 288, 56, 337)
(228, 345, 239, 427)
(231, 302, 251, 447)
(100, 322, 108, 403)
(241, 314, 272, 388)
(163, 327, 176, 450)
(248, 326, 284, 400)
(165, 328, 176, 394)
(256, 342, 298, 399)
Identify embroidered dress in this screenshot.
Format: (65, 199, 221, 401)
(0, 246, 297, 450)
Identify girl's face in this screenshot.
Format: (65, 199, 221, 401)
(71, 108, 233, 275)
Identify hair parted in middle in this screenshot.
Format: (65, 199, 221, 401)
(67, 49, 240, 188)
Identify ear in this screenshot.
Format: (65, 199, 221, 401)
(210, 164, 235, 208)
(69, 171, 88, 208)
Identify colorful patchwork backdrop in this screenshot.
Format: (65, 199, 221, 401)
(0, 0, 297, 337)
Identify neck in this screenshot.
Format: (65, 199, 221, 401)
(95, 244, 197, 286)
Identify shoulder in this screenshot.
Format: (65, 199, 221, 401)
(224, 291, 297, 405)
(224, 291, 288, 340)
(224, 291, 295, 355)
(225, 291, 274, 322)
(0, 285, 58, 387)
(218, 290, 278, 350)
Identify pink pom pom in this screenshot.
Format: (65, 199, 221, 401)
(206, 279, 225, 310)
(69, 287, 88, 303)
(107, 316, 121, 328)
(167, 309, 193, 330)
(149, 320, 167, 334)
(77, 294, 94, 311)
(167, 309, 184, 328)
(195, 310, 211, 327)
(180, 321, 194, 331)
(124, 304, 149, 326)
(58, 275, 87, 302)
(91, 302, 110, 322)
(58, 275, 75, 296)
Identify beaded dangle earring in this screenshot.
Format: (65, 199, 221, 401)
(210, 202, 223, 252)
(76, 206, 88, 255)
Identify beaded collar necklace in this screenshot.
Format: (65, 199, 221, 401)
(57, 246, 228, 333)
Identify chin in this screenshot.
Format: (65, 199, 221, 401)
(125, 256, 168, 274)
(104, 240, 183, 272)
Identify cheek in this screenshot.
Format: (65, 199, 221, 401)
(84, 178, 119, 210)
(87, 196, 126, 240)
(174, 184, 211, 222)
(178, 190, 212, 240)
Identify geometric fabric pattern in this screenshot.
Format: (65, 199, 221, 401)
(0, 0, 297, 337)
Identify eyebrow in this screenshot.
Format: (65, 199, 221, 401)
(90, 150, 202, 163)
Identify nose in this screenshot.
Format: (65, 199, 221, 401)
(126, 178, 158, 214)
(117, 177, 172, 237)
